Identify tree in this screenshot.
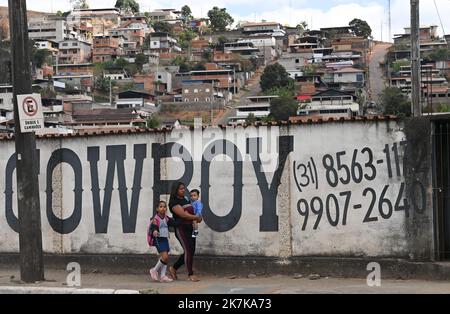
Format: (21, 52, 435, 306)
(153, 21, 173, 34)
(211, 35, 228, 51)
(202, 50, 213, 62)
(428, 48, 450, 62)
(245, 113, 257, 124)
(208, 7, 234, 32)
(392, 59, 410, 72)
(380, 87, 411, 117)
(178, 29, 197, 49)
(33, 49, 52, 68)
(260, 63, 294, 92)
(135, 53, 148, 72)
(115, 57, 129, 69)
(296, 21, 308, 32)
(70, 0, 89, 9)
(270, 97, 299, 121)
(146, 116, 161, 129)
(349, 18, 372, 38)
(181, 5, 193, 23)
(115, 0, 140, 15)
(95, 77, 113, 93)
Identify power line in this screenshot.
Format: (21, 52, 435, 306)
(433, 0, 447, 43)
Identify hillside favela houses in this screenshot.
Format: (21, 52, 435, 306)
(2, 1, 450, 296)
(0, 3, 447, 134)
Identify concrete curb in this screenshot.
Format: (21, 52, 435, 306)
(0, 286, 140, 294)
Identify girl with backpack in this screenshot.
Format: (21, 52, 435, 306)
(148, 200, 176, 283)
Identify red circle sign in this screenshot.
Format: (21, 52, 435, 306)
(22, 97, 38, 117)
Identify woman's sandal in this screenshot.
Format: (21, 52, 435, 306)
(169, 266, 178, 280)
(188, 275, 200, 282)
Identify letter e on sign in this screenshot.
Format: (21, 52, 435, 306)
(17, 94, 44, 133)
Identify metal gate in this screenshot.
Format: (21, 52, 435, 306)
(434, 119, 450, 260)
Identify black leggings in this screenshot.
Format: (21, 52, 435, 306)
(173, 224, 196, 276)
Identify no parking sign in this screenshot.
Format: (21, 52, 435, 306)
(17, 94, 44, 133)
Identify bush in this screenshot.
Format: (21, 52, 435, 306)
(380, 87, 411, 117)
(270, 97, 299, 121)
(260, 63, 294, 93)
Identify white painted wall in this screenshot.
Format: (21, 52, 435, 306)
(0, 122, 433, 258)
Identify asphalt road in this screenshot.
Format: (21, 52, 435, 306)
(2, 268, 450, 294)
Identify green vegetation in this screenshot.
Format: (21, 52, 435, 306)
(181, 5, 193, 24)
(33, 49, 52, 68)
(70, 0, 89, 9)
(245, 113, 257, 124)
(392, 59, 410, 72)
(269, 97, 299, 121)
(146, 116, 161, 129)
(208, 7, 234, 32)
(260, 63, 295, 94)
(380, 87, 411, 117)
(349, 18, 372, 39)
(115, 0, 140, 14)
(177, 29, 197, 49)
(427, 48, 450, 62)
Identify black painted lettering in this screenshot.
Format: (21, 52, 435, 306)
(88, 144, 146, 234)
(201, 140, 243, 232)
(5, 151, 40, 233)
(152, 143, 193, 215)
(46, 149, 82, 234)
(247, 136, 294, 232)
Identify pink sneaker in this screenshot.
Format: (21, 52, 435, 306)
(149, 268, 159, 282)
(159, 275, 173, 283)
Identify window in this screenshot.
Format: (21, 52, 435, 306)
(205, 98, 210, 102)
(295, 59, 300, 64)
(184, 98, 189, 102)
(205, 88, 210, 93)
(338, 74, 343, 77)
(158, 75, 162, 79)
(184, 89, 189, 94)
(194, 98, 199, 102)
(194, 89, 199, 93)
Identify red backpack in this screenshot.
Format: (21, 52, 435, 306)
(147, 214, 169, 247)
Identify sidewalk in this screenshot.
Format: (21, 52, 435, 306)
(1, 267, 450, 294)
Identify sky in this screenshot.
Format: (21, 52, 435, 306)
(1, 0, 449, 41)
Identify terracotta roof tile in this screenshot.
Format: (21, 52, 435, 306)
(0, 116, 402, 141)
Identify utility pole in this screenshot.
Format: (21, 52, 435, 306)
(8, 0, 44, 283)
(410, 0, 422, 117)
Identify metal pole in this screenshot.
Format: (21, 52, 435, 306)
(233, 67, 236, 95)
(388, 0, 392, 43)
(8, 0, 44, 283)
(410, 0, 421, 117)
(211, 80, 214, 125)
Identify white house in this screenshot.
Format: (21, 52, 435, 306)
(241, 22, 286, 37)
(28, 15, 75, 42)
(228, 95, 279, 124)
(333, 68, 365, 85)
(298, 89, 360, 118)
